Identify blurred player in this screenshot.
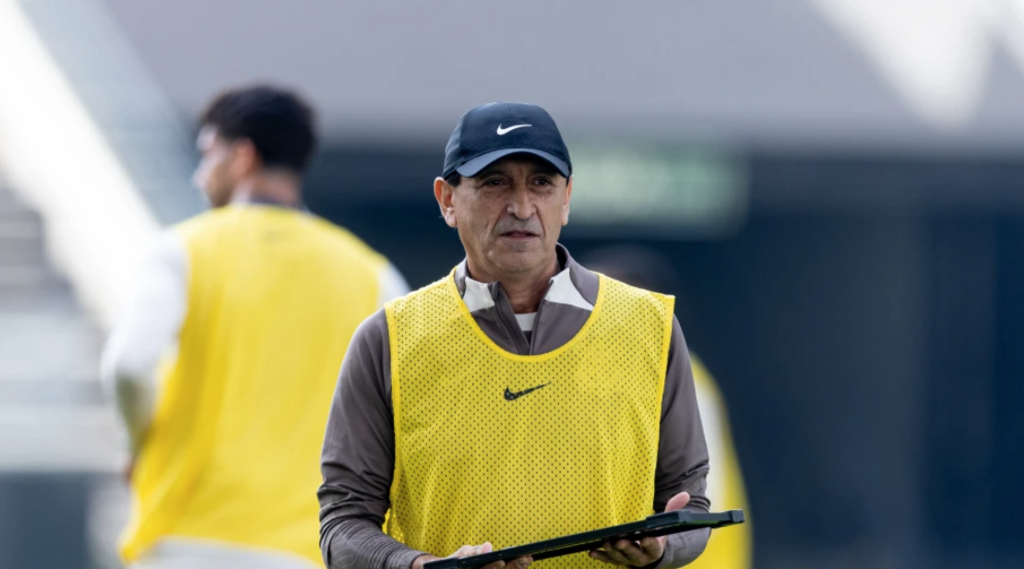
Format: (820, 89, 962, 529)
(582, 246, 752, 569)
(102, 85, 408, 569)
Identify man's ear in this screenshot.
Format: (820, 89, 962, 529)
(561, 175, 573, 226)
(231, 138, 261, 177)
(434, 177, 458, 228)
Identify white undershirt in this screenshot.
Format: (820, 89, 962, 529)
(514, 312, 537, 332)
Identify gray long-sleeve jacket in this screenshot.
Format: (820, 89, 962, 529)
(318, 245, 711, 569)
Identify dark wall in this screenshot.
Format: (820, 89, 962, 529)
(0, 474, 90, 569)
(305, 148, 1024, 569)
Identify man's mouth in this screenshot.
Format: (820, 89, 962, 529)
(501, 231, 537, 239)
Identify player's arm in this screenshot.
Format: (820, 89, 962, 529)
(591, 316, 712, 569)
(100, 230, 187, 461)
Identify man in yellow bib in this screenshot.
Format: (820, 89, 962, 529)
(319, 102, 712, 569)
(102, 85, 408, 569)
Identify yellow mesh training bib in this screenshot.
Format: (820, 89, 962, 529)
(385, 272, 674, 569)
(120, 206, 388, 566)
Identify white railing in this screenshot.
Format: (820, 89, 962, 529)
(0, 0, 161, 330)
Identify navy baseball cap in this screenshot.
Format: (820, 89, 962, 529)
(442, 102, 572, 179)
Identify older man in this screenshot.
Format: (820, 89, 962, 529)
(319, 102, 711, 569)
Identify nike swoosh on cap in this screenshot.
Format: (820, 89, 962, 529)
(496, 124, 531, 135)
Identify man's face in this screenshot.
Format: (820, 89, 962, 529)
(192, 126, 240, 208)
(435, 155, 572, 281)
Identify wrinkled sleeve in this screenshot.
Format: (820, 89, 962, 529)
(653, 317, 711, 568)
(318, 310, 426, 569)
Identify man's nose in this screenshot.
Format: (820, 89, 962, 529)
(506, 186, 535, 220)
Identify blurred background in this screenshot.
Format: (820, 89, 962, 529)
(1, 0, 1023, 567)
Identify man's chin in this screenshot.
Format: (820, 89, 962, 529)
(489, 251, 555, 277)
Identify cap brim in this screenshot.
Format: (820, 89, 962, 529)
(456, 148, 571, 178)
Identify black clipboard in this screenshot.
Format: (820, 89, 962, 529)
(423, 510, 744, 569)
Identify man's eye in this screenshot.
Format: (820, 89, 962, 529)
(484, 179, 504, 186)
(534, 178, 553, 187)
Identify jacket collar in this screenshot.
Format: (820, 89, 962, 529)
(454, 244, 599, 313)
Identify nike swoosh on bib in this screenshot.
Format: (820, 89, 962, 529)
(496, 124, 531, 135)
(504, 383, 550, 401)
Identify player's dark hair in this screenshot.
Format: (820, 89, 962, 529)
(444, 172, 462, 187)
(199, 85, 318, 174)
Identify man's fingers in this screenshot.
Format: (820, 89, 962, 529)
(505, 556, 532, 569)
(600, 542, 634, 566)
(664, 491, 690, 512)
(514, 555, 533, 568)
(451, 546, 473, 558)
(589, 550, 618, 565)
(588, 539, 659, 567)
(639, 536, 665, 560)
(450, 545, 526, 568)
(456, 542, 494, 558)
(612, 539, 645, 561)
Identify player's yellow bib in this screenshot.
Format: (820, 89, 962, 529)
(384, 273, 674, 568)
(687, 357, 753, 569)
(120, 206, 387, 567)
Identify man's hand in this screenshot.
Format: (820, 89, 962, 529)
(412, 542, 533, 569)
(589, 492, 691, 568)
